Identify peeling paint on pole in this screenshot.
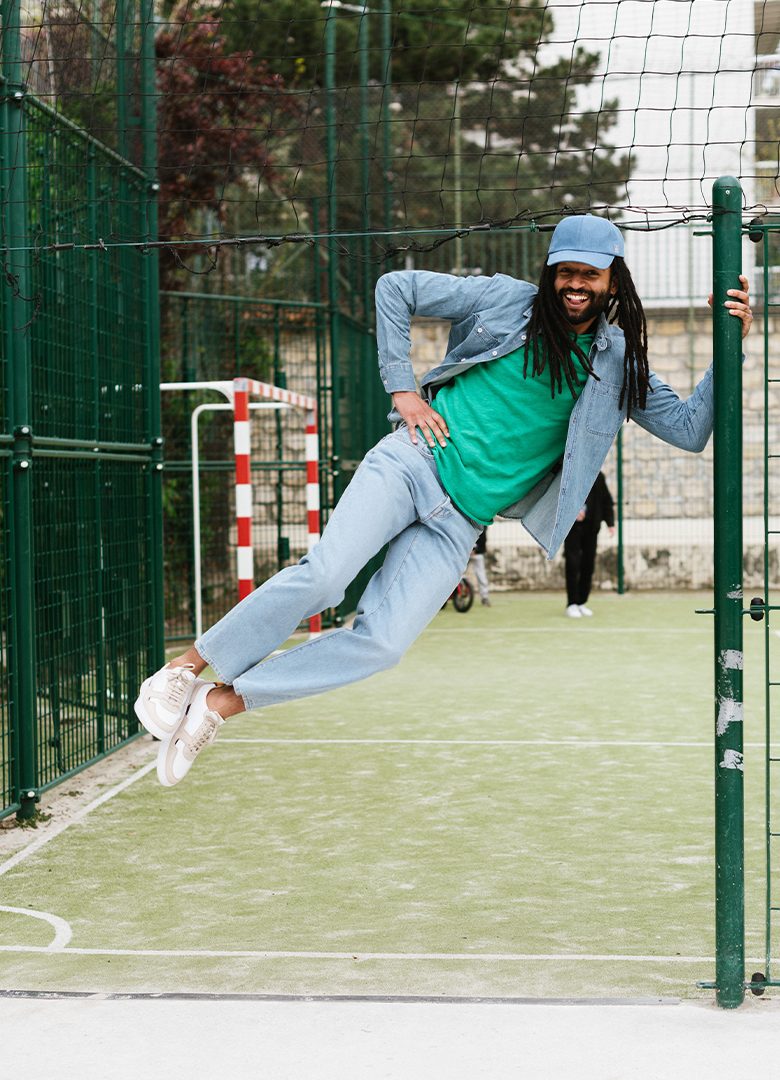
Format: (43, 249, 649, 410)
(720, 649, 744, 671)
(716, 698, 744, 737)
(719, 749, 745, 772)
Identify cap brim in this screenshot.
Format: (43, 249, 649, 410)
(547, 248, 615, 270)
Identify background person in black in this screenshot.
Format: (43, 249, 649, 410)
(563, 471, 615, 618)
(469, 528, 491, 606)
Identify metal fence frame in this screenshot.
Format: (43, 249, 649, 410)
(0, 0, 163, 820)
(159, 293, 388, 641)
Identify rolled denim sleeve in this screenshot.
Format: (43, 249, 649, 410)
(374, 270, 499, 394)
(632, 364, 714, 452)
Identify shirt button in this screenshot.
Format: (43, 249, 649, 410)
(477, 327, 483, 334)
(491, 350, 498, 356)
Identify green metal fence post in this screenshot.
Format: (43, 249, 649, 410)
(380, 0, 393, 241)
(115, 0, 129, 160)
(87, 146, 106, 753)
(761, 227, 773, 989)
(141, 0, 164, 672)
(2, 0, 39, 820)
(453, 81, 462, 274)
(323, 5, 344, 503)
(311, 197, 331, 517)
(711, 176, 745, 1009)
(273, 308, 285, 570)
(358, 5, 371, 321)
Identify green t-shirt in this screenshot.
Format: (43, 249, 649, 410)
(431, 335, 594, 525)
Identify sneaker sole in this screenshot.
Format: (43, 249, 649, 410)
(156, 735, 179, 787)
(134, 677, 188, 742)
(155, 682, 220, 787)
(155, 716, 202, 788)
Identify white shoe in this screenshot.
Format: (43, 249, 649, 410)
(565, 604, 582, 618)
(578, 605, 593, 617)
(157, 682, 222, 788)
(135, 663, 209, 741)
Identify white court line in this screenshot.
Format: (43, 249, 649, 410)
(0, 907, 73, 949)
(219, 738, 770, 748)
(0, 944, 746, 964)
(0, 759, 156, 878)
(426, 627, 704, 634)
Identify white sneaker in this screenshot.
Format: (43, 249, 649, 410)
(157, 682, 223, 788)
(565, 604, 582, 618)
(134, 663, 209, 741)
(578, 604, 593, 617)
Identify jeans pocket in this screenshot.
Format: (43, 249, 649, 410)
(393, 424, 435, 458)
(422, 496, 453, 522)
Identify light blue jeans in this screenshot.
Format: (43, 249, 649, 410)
(196, 428, 481, 710)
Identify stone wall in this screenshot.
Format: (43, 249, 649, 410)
(409, 305, 780, 591)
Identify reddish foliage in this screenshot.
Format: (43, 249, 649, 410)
(155, 11, 300, 253)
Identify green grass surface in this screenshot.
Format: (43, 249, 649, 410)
(0, 592, 776, 1000)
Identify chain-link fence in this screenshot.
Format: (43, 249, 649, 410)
(160, 293, 389, 641)
(0, 95, 162, 819)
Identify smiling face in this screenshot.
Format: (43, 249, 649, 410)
(553, 261, 617, 331)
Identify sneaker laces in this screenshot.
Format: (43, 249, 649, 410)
(164, 665, 196, 708)
(189, 711, 223, 754)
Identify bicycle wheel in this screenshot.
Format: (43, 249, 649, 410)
(452, 578, 474, 612)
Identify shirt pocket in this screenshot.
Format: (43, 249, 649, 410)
(585, 380, 624, 437)
(447, 313, 500, 359)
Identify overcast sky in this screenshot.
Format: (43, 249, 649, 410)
(543, 0, 758, 211)
(528, 1, 763, 301)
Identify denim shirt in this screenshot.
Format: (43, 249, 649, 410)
(375, 269, 713, 559)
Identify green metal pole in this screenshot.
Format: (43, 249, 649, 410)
(711, 176, 745, 1009)
(2, 0, 38, 820)
(359, 7, 371, 318)
(273, 308, 285, 570)
(324, 6, 343, 500)
(87, 147, 106, 753)
(762, 231, 772, 984)
(141, 0, 165, 670)
(115, 0, 129, 160)
(358, 7, 376, 445)
(380, 0, 393, 240)
(453, 81, 462, 274)
(311, 197, 330, 513)
(233, 301, 240, 367)
(616, 426, 625, 595)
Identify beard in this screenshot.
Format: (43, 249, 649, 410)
(555, 285, 612, 327)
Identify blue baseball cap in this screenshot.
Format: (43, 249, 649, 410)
(546, 214, 624, 270)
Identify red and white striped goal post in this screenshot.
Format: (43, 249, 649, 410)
(232, 378, 322, 636)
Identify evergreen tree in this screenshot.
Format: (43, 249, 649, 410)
(214, 0, 628, 237)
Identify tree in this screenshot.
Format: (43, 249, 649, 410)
(36, 2, 303, 287)
(214, 0, 551, 88)
(389, 47, 628, 232)
(155, 8, 303, 287)
(208, 0, 628, 239)
(40, 0, 630, 303)
(42, 0, 629, 293)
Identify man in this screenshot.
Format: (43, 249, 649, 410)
(136, 215, 753, 787)
(564, 471, 615, 618)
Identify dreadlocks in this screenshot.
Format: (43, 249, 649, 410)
(523, 256, 650, 418)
